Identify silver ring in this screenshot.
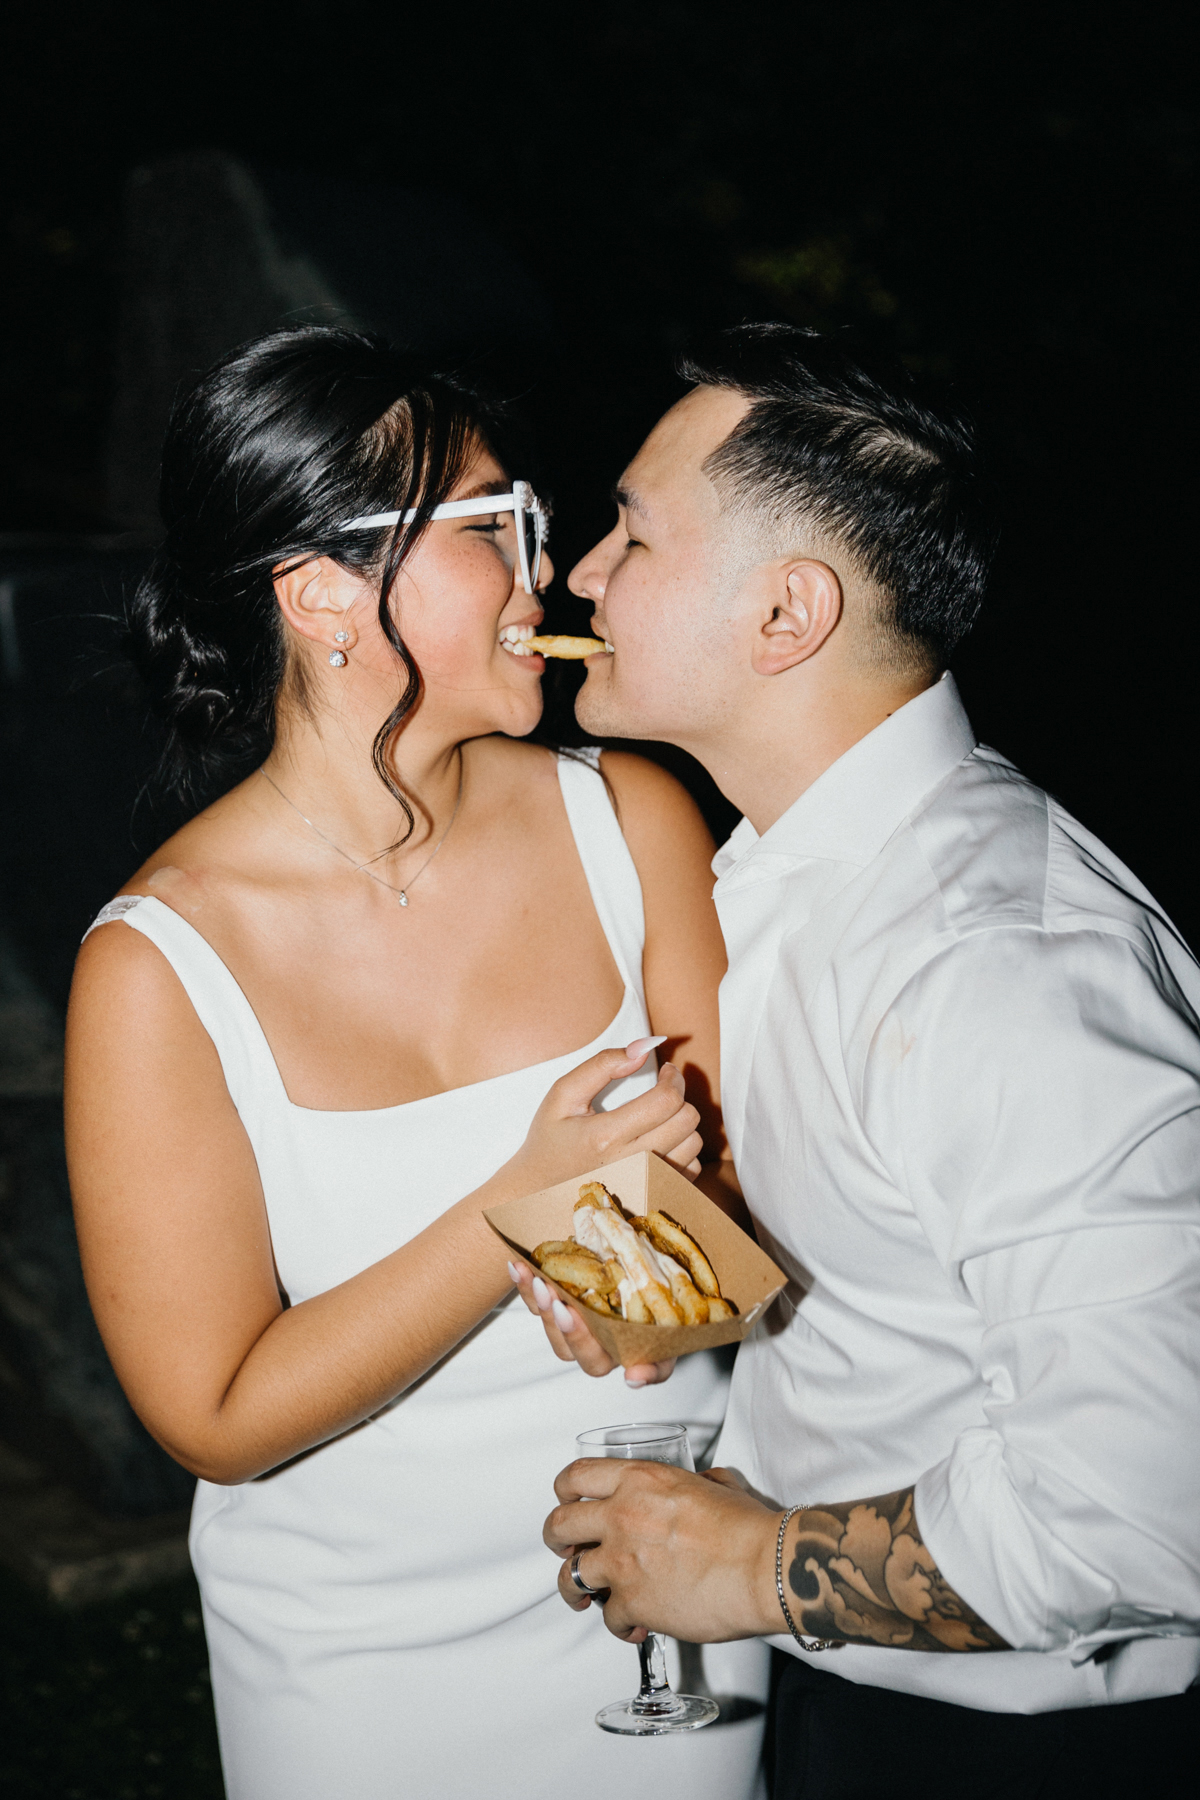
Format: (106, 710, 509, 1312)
(569, 1550, 604, 1597)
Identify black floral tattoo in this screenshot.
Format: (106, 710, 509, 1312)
(787, 1487, 1009, 1652)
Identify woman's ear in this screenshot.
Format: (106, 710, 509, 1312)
(272, 557, 360, 648)
(750, 559, 843, 676)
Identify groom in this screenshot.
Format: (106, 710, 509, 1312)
(527, 326, 1200, 1793)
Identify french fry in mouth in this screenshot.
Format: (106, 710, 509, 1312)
(524, 635, 610, 658)
(530, 1181, 738, 1327)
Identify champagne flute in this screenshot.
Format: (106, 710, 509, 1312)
(575, 1422, 720, 1735)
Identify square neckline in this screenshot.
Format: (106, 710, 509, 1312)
(96, 756, 644, 1117)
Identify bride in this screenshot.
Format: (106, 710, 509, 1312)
(65, 328, 767, 1799)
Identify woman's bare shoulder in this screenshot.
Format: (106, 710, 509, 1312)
(596, 750, 714, 851)
(69, 894, 213, 1080)
(75, 777, 266, 984)
(118, 775, 263, 896)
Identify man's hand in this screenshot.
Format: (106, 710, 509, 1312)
(543, 1461, 780, 1643)
(543, 1467, 1011, 1654)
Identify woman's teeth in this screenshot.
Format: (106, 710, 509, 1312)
(499, 624, 539, 656)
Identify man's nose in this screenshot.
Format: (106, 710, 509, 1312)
(568, 543, 606, 602)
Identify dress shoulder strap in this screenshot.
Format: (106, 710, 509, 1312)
(83, 895, 286, 1113)
(85, 896, 147, 935)
(554, 751, 646, 1011)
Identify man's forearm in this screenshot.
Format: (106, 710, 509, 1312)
(782, 1487, 1009, 1652)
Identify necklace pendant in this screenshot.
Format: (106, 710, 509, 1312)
(398, 891, 409, 908)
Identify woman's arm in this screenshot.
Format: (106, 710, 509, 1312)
(507, 753, 748, 1380)
(65, 923, 702, 1486)
(599, 752, 733, 1175)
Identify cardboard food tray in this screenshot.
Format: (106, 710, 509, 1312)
(485, 1150, 786, 1365)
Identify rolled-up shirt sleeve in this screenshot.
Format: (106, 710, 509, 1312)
(863, 924, 1200, 1660)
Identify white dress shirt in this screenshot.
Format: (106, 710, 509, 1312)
(714, 674, 1200, 1713)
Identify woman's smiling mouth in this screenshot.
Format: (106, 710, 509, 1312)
(499, 624, 542, 658)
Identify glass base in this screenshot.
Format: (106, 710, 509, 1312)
(596, 1691, 721, 1735)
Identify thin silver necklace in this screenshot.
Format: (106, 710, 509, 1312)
(260, 759, 465, 910)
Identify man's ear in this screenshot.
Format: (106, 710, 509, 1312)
(272, 557, 360, 648)
(750, 559, 843, 676)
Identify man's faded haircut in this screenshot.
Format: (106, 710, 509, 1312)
(678, 323, 996, 675)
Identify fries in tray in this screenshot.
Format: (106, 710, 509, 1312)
(532, 1181, 737, 1327)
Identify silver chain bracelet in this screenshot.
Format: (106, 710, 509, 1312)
(775, 1506, 840, 1652)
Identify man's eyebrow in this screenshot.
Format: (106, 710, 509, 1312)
(612, 483, 652, 523)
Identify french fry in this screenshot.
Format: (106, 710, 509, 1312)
(622, 1285, 653, 1325)
(639, 1211, 722, 1299)
(577, 1181, 619, 1212)
(659, 1258, 710, 1326)
(525, 635, 609, 659)
(554, 1281, 619, 1319)
(534, 1245, 619, 1294)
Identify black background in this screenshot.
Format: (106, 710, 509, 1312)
(2, 0, 1198, 947)
(0, 14, 1196, 1781)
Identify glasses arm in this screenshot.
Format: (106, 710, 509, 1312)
(340, 494, 520, 532)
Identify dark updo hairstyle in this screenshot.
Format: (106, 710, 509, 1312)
(126, 325, 499, 836)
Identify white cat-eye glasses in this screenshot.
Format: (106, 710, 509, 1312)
(341, 480, 550, 595)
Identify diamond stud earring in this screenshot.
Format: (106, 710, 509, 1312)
(329, 650, 347, 667)
(334, 630, 350, 643)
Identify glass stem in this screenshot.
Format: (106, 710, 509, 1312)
(632, 1633, 674, 1713)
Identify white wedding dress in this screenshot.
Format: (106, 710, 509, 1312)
(87, 751, 767, 1799)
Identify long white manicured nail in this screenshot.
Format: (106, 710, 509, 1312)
(552, 1299, 575, 1332)
(506, 1261, 521, 1284)
(532, 1277, 553, 1312)
(625, 1035, 667, 1060)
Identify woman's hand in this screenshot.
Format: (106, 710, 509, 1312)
(507, 1261, 677, 1388)
(503, 1037, 703, 1197)
(501, 1035, 692, 1387)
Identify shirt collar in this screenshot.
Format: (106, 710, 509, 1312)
(712, 673, 977, 885)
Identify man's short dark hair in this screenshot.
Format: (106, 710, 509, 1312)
(678, 323, 995, 672)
